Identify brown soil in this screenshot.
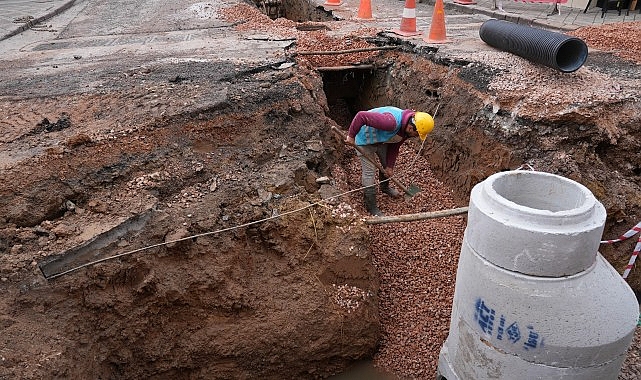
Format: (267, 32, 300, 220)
(0, 2, 640, 380)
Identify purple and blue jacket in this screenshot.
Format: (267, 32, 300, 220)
(347, 106, 416, 169)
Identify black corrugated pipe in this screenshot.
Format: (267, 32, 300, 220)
(479, 19, 588, 73)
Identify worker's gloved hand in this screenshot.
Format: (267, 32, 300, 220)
(384, 167, 394, 178)
(345, 136, 355, 146)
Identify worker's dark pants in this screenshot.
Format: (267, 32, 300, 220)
(357, 144, 388, 189)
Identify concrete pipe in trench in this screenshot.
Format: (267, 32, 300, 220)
(479, 19, 588, 73)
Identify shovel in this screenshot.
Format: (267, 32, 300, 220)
(331, 126, 421, 198)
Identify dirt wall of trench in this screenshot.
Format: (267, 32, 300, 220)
(0, 59, 381, 379)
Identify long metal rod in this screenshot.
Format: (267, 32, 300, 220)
(297, 46, 397, 56)
(365, 206, 469, 224)
(316, 65, 376, 71)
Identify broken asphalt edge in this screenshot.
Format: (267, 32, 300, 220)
(0, 0, 77, 42)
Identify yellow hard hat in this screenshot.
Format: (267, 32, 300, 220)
(414, 112, 435, 140)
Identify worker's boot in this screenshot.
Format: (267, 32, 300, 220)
(364, 189, 384, 216)
(380, 173, 401, 198)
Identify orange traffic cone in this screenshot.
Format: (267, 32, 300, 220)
(324, 0, 343, 6)
(454, 0, 477, 5)
(424, 0, 449, 43)
(357, 0, 373, 19)
(391, 0, 422, 37)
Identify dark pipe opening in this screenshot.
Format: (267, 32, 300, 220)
(557, 38, 589, 73)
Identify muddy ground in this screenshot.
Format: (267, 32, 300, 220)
(0, 1, 640, 379)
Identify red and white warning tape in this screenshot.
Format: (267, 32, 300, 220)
(621, 238, 641, 279)
(601, 222, 641, 244)
(600, 221, 641, 279)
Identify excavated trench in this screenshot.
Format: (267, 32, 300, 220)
(271, 0, 641, 318)
(252, 0, 336, 21)
(1, 1, 641, 379)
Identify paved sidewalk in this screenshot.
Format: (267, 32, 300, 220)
(0, 0, 639, 42)
(450, 0, 641, 31)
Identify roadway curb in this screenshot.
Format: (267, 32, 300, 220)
(444, 1, 577, 32)
(0, 0, 77, 41)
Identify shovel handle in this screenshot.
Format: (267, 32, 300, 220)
(330, 126, 412, 196)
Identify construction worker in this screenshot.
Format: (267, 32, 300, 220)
(345, 106, 434, 216)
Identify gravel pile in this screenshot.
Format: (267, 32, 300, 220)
(621, 329, 641, 380)
(463, 49, 640, 124)
(294, 30, 379, 67)
(569, 21, 641, 64)
(332, 145, 467, 379)
(218, 3, 297, 37)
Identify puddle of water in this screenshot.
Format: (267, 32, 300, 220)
(327, 362, 397, 380)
